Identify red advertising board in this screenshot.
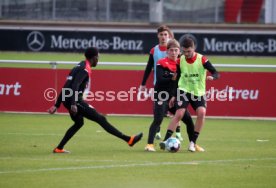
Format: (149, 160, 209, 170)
(0, 68, 275, 118)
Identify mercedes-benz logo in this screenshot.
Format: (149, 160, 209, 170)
(27, 31, 45, 51)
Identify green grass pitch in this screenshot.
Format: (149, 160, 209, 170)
(0, 113, 275, 188)
(0, 52, 276, 72)
(0, 52, 276, 187)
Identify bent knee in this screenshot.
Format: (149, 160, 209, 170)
(153, 117, 163, 126)
(175, 109, 185, 120)
(196, 107, 206, 118)
(75, 119, 84, 127)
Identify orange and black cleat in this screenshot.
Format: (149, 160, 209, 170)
(128, 132, 143, 147)
(53, 148, 70, 154)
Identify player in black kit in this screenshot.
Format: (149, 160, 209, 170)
(144, 39, 195, 152)
(48, 47, 143, 153)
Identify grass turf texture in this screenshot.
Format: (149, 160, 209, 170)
(0, 52, 276, 72)
(0, 113, 275, 188)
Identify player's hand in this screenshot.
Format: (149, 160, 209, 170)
(137, 85, 146, 101)
(139, 85, 146, 92)
(70, 105, 78, 115)
(169, 97, 176, 108)
(172, 73, 177, 81)
(207, 76, 214, 80)
(48, 106, 57, 114)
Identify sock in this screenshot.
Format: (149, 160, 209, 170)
(164, 130, 173, 141)
(181, 110, 195, 142)
(102, 121, 130, 142)
(193, 131, 200, 144)
(176, 126, 181, 133)
(186, 125, 194, 142)
(156, 126, 161, 133)
(147, 120, 162, 144)
(57, 121, 84, 149)
(96, 115, 130, 142)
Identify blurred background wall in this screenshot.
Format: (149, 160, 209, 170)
(0, 0, 275, 24)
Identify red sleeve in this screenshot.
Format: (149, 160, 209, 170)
(202, 56, 208, 64)
(150, 47, 154, 55)
(157, 58, 164, 66)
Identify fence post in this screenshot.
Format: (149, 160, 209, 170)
(149, 0, 163, 24)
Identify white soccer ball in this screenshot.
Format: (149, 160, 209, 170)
(165, 137, 181, 153)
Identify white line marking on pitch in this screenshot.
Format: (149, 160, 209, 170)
(0, 157, 275, 174)
(0, 132, 91, 137)
(0, 157, 114, 163)
(0, 132, 63, 136)
(0, 157, 144, 163)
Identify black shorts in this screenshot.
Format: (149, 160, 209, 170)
(175, 89, 206, 111)
(63, 100, 103, 122)
(153, 91, 176, 117)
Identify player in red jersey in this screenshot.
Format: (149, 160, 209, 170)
(139, 25, 187, 143)
(144, 39, 195, 152)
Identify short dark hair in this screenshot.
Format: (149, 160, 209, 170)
(182, 37, 195, 48)
(85, 47, 98, 59)
(157, 25, 174, 38)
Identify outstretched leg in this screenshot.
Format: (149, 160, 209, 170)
(78, 101, 143, 146)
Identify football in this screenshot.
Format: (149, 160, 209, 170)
(165, 137, 181, 152)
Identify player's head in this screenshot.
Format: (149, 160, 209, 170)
(181, 37, 195, 59)
(85, 47, 99, 67)
(167, 39, 180, 61)
(157, 25, 174, 46)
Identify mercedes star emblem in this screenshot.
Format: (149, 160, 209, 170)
(27, 31, 45, 51)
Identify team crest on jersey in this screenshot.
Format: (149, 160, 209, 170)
(157, 101, 163, 105)
(177, 101, 183, 106)
(88, 104, 94, 109)
(67, 76, 73, 80)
